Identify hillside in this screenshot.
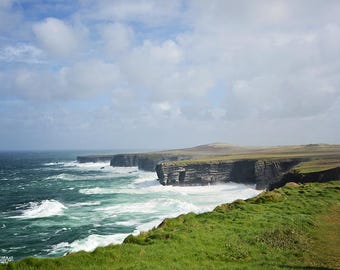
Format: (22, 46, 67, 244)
(1, 181, 340, 269)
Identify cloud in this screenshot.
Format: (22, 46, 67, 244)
(1, 59, 120, 101)
(1, 0, 340, 149)
(227, 70, 340, 119)
(60, 59, 121, 97)
(0, 44, 45, 64)
(120, 39, 215, 101)
(33, 17, 79, 57)
(80, 0, 183, 25)
(100, 22, 134, 55)
(0, 0, 21, 33)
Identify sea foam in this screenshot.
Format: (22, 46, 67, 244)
(13, 200, 67, 219)
(50, 233, 132, 254)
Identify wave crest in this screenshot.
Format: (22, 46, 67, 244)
(13, 200, 67, 219)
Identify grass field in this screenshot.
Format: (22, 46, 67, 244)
(2, 181, 340, 270)
(293, 158, 340, 173)
(160, 144, 340, 167)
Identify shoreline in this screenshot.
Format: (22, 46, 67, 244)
(2, 181, 339, 269)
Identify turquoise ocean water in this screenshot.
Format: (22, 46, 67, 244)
(0, 151, 261, 262)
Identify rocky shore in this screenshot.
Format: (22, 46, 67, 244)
(77, 143, 340, 190)
(155, 159, 300, 190)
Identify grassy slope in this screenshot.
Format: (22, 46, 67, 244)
(161, 144, 340, 167)
(2, 181, 340, 270)
(107, 143, 340, 162)
(293, 159, 340, 173)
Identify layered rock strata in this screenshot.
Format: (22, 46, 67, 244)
(77, 155, 115, 163)
(269, 167, 340, 190)
(156, 159, 300, 190)
(110, 154, 192, 171)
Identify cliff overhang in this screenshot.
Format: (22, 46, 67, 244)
(155, 159, 302, 190)
(76, 143, 340, 190)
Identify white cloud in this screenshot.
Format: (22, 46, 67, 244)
(149, 40, 182, 64)
(33, 17, 79, 57)
(80, 0, 183, 25)
(60, 59, 120, 97)
(120, 39, 215, 101)
(8, 69, 61, 100)
(0, 44, 45, 64)
(0, 0, 21, 32)
(101, 23, 134, 55)
(1, 0, 340, 149)
(1, 59, 120, 101)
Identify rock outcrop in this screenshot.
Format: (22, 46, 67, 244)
(76, 143, 340, 190)
(269, 167, 340, 190)
(156, 159, 300, 190)
(110, 154, 192, 171)
(77, 155, 115, 163)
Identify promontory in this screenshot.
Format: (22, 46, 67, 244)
(77, 143, 340, 190)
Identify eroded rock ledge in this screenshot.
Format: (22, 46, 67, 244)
(77, 155, 115, 163)
(156, 159, 300, 190)
(110, 154, 192, 171)
(77, 143, 340, 190)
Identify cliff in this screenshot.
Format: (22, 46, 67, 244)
(110, 153, 192, 171)
(77, 155, 115, 163)
(156, 159, 301, 190)
(76, 143, 340, 189)
(269, 166, 340, 190)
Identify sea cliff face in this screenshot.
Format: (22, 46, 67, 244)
(77, 155, 115, 163)
(156, 159, 300, 190)
(76, 143, 340, 190)
(269, 167, 340, 190)
(110, 154, 192, 171)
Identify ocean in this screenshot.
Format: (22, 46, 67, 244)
(0, 151, 261, 262)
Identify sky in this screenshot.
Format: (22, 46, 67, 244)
(0, 0, 340, 150)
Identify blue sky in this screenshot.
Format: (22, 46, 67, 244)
(0, 0, 340, 150)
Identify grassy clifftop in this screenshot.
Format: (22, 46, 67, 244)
(161, 143, 340, 167)
(2, 181, 340, 270)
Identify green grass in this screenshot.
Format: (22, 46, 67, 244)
(161, 149, 340, 167)
(293, 158, 340, 173)
(2, 181, 340, 270)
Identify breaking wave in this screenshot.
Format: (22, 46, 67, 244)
(50, 233, 132, 254)
(3, 153, 263, 261)
(12, 200, 67, 219)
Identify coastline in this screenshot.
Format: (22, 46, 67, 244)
(2, 181, 339, 269)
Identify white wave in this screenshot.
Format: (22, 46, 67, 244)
(45, 161, 112, 170)
(46, 173, 120, 181)
(96, 201, 158, 214)
(43, 162, 59, 166)
(132, 171, 158, 183)
(38, 176, 261, 257)
(77, 171, 157, 195)
(55, 227, 69, 234)
(136, 219, 163, 233)
(46, 173, 80, 181)
(110, 166, 139, 174)
(71, 233, 130, 252)
(79, 186, 148, 195)
(50, 233, 132, 254)
(115, 220, 141, 227)
(48, 242, 69, 255)
(9, 246, 27, 250)
(69, 202, 101, 207)
(12, 200, 67, 219)
(79, 187, 116, 195)
(46, 165, 140, 182)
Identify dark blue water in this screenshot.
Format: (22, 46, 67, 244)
(0, 151, 260, 262)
